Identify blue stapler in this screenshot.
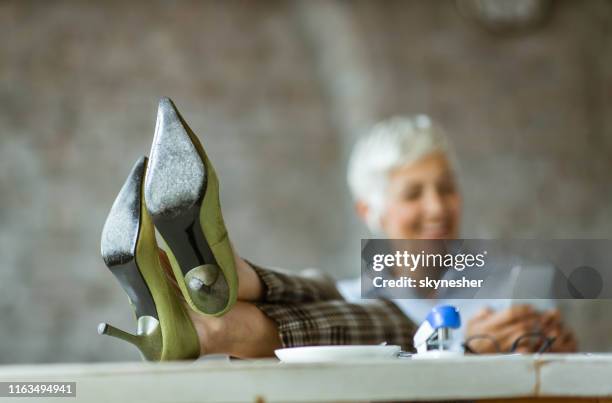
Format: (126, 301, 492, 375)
(413, 305, 463, 358)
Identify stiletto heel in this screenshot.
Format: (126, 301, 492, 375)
(99, 157, 200, 361)
(98, 323, 140, 348)
(144, 97, 238, 316)
(97, 321, 163, 361)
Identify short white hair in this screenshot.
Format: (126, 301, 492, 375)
(347, 115, 453, 233)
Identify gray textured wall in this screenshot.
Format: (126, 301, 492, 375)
(0, 0, 611, 363)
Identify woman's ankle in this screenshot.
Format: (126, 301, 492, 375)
(188, 310, 230, 356)
(189, 301, 281, 358)
(234, 252, 265, 301)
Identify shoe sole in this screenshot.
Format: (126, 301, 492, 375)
(101, 157, 158, 322)
(144, 97, 236, 316)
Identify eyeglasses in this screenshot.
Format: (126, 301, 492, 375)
(463, 332, 556, 354)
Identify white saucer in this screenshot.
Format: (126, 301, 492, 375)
(274, 345, 401, 363)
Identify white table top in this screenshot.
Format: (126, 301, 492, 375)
(0, 354, 611, 402)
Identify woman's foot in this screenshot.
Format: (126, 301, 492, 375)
(187, 301, 281, 358)
(158, 249, 280, 358)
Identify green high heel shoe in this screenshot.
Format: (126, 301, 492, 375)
(144, 97, 238, 316)
(99, 157, 200, 361)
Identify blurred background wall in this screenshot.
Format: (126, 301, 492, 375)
(0, 0, 611, 363)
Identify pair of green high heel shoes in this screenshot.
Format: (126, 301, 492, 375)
(99, 97, 237, 361)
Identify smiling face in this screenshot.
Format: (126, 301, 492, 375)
(378, 152, 461, 239)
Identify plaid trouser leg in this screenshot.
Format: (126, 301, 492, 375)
(250, 263, 343, 302)
(250, 264, 416, 351)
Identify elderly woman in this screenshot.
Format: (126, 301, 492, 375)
(99, 99, 574, 360)
(340, 115, 577, 354)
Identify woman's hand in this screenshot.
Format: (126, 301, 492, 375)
(540, 308, 578, 352)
